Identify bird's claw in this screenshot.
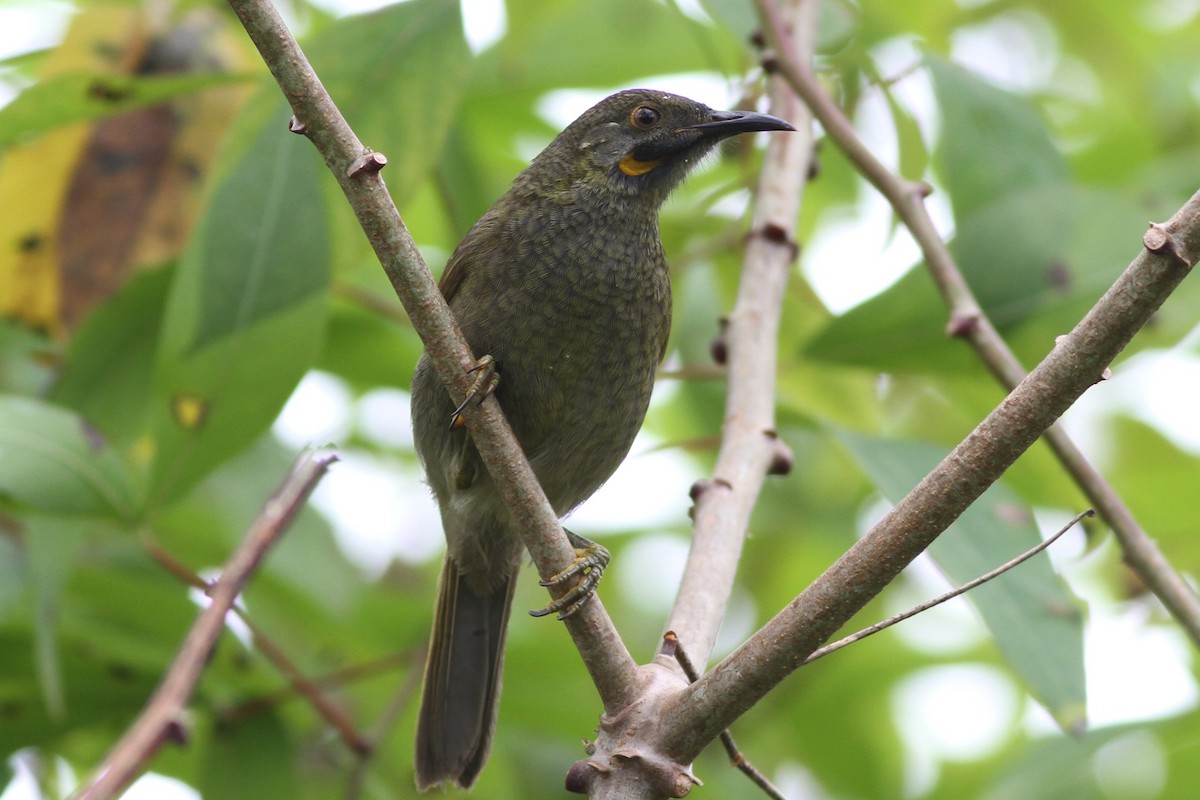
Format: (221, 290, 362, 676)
(530, 530, 610, 620)
(448, 355, 499, 430)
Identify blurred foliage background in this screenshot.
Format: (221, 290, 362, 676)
(1, 0, 1199, 797)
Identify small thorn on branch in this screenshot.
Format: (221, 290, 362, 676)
(946, 309, 980, 338)
(687, 478, 732, 520)
(346, 151, 387, 177)
(565, 759, 597, 794)
(710, 316, 729, 365)
(164, 716, 190, 745)
(287, 115, 306, 134)
(764, 429, 794, 476)
(659, 629, 680, 660)
(689, 477, 733, 504)
(1143, 222, 1188, 265)
(751, 222, 800, 259)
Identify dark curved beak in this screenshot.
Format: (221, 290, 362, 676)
(687, 109, 795, 138)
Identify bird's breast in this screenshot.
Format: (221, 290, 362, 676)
(464, 211, 671, 511)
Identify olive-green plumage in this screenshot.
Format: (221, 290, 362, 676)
(411, 89, 792, 791)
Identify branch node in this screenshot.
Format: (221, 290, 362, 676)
(709, 316, 729, 365)
(763, 429, 794, 476)
(945, 309, 980, 338)
(689, 477, 732, 502)
(565, 759, 601, 793)
(287, 115, 307, 135)
(658, 630, 680, 659)
(164, 715, 190, 745)
(346, 151, 387, 178)
(751, 222, 800, 260)
(673, 768, 703, 796)
(1143, 222, 1187, 265)
(807, 142, 821, 182)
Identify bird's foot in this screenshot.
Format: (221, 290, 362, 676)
(530, 530, 610, 620)
(448, 355, 500, 429)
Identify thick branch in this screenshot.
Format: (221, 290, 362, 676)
(756, 0, 1200, 647)
(661, 0, 817, 675)
(224, 0, 639, 709)
(73, 451, 337, 800)
(664, 191, 1200, 760)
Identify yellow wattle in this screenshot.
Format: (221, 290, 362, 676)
(618, 153, 661, 176)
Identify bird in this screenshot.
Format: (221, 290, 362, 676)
(410, 88, 793, 791)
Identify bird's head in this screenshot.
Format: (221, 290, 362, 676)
(531, 89, 795, 205)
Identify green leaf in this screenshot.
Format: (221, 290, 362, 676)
(926, 55, 1069, 219)
(948, 182, 1076, 325)
(24, 514, 89, 720)
(0, 72, 252, 150)
(0, 532, 22, 625)
(51, 267, 173, 448)
(806, 59, 1083, 372)
(804, 265, 979, 374)
(317, 296, 423, 392)
(496, 0, 744, 93)
(880, 70, 929, 186)
(198, 712, 300, 800)
(1105, 417, 1200, 563)
(147, 105, 328, 502)
(302, 0, 474, 282)
(834, 429, 1087, 732)
(307, 0, 472, 210)
(0, 395, 138, 517)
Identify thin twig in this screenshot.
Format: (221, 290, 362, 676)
(754, 0, 1200, 649)
(224, 0, 638, 712)
(72, 450, 338, 800)
(806, 509, 1095, 663)
(141, 534, 372, 753)
(220, 650, 413, 724)
(661, 633, 787, 800)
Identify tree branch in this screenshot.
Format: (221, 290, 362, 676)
(664, 188, 1200, 760)
(663, 0, 817, 675)
(223, 0, 640, 710)
(567, 2, 819, 797)
(72, 450, 337, 800)
(754, 0, 1200, 648)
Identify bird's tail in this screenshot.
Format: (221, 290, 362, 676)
(415, 556, 517, 791)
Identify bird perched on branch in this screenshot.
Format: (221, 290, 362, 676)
(411, 88, 793, 791)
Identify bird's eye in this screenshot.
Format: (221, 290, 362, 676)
(630, 105, 661, 129)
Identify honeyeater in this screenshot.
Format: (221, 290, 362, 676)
(411, 89, 793, 791)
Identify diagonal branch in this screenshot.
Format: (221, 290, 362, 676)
(141, 535, 371, 753)
(663, 187, 1200, 761)
(662, 0, 817, 674)
(754, 0, 1200, 648)
(73, 450, 337, 800)
(223, 0, 639, 710)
